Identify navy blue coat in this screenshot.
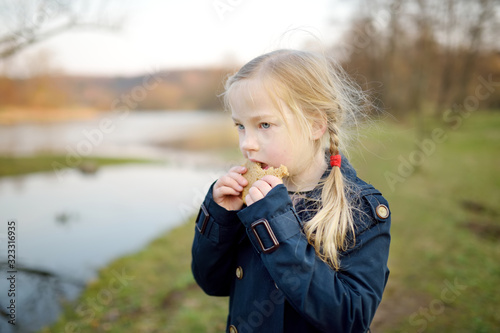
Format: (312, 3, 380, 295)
(191, 156, 391, 332)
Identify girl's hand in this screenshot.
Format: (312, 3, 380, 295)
(245, 175, 283, 206)
(213, 166, 248, 211)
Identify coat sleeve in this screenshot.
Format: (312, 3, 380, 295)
(236, 184, 391, 333)
(191, 183, 244, 296)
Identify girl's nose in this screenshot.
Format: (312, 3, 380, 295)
(240, 133, 259, 152)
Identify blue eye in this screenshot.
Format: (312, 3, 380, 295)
(235, 123, 245, 130)
(260, 122, 271, 129)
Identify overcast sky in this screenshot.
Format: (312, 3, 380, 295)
(1, 0, 356, 77)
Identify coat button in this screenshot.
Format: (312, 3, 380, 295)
(376, 204, 390, 219)
(235, 266, 243, 280)
(229, 324, 238, 333)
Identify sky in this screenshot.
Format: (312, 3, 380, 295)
(1, 0, 357, 77)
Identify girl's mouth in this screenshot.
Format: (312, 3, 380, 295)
(260, 163, 269, 170)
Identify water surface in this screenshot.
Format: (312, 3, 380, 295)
(0, 111, 232, 332)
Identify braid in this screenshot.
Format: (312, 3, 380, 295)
(328, 123, 341, 156)
(303, 117, 355, 269)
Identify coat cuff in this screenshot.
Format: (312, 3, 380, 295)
(237, 184, 302, 254)
(194, 183, 241, 243)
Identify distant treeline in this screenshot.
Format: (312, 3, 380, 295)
(0, 51, 498, 116)
(0, 0, 499, 118)
(0, 68, 231, 112)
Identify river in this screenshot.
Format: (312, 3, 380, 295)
(0, 110, 237, 332)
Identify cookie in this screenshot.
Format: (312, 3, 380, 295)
(241, 160, 289, 204)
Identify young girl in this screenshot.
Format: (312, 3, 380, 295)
(191, 49, 391, 333)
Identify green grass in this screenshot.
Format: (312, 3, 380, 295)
(40, 111, 500, 332)
(350, 112, 500, 332)
(0, 155, 154, 178)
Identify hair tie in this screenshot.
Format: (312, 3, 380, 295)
(330, 154, 341, 168)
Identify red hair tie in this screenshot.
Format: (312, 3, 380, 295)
(330, 154, 341, 168)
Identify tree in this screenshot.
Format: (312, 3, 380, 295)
(334, 0, 500, 119)
(0, 0, 121, 59)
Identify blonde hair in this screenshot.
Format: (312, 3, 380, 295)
(223, 49, 369, 270)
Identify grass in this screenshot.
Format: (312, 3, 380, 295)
(40, 111, 500, 332)
(351, 112, 500, 332)
(0, 155, 154, 178)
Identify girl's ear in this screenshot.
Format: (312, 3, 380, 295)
(311, 118, 327, 140)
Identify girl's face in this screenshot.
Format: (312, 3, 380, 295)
(229, 79, 324, 188)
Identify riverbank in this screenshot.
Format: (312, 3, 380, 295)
(40, 112, 500, 332)
(39, 217, 228, 333)
(0, 155, 155, 177)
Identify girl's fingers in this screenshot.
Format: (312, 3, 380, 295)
(245, 188, 263, 206)
(212, 166, 249, 210)
(245, 193, 254, 206)
(229, 165, 247, 174)
(225, 166, 248, 187)
(217, 185, 242, 197)
(260, 175, 283, 188)
(216, 175, 243, 192)
(228, 172, 248, 188)
(245, 176, 283, 206)
(248, 185, 265, 200)
(252, 180, 273, 196)
(214, 166, 249, 198)
(246, 180, 269, 206)
(233, 166, 249, 185)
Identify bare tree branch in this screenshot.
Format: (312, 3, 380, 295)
(0, 0, 122, 60)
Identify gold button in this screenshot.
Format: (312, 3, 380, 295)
(376, 204, 390, 219)
(229, 324, 238, 333)
(235, 266, 243, 280)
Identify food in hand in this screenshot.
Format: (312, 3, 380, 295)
(241, 160, 289, 204)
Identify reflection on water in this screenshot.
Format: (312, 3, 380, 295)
(0, 113, 232, 333)
(0, 263, 82, 333)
